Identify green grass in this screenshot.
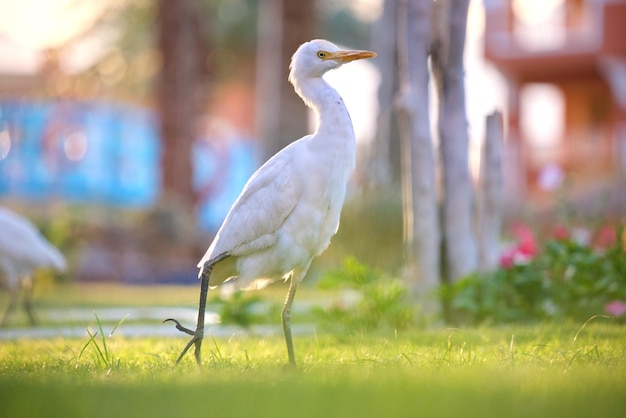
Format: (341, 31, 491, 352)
(1, 321, 625, 418)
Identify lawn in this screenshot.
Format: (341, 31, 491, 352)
(1, 315, 625, 418)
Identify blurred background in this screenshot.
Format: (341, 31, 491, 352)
(0, 0, 624, 287)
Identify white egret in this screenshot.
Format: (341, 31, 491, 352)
(0, 207, 67, 326)
(165, 39, 376, 366)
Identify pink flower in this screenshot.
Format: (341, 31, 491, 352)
(553, 225, 569, 241)
(499, 250, 515, 268)
(515, 225, 537, 253)
(499, 224, 538, 268)
(605, 300, 626, 317)
(593, 226, 617, 250)
(502, 249, 533, 267)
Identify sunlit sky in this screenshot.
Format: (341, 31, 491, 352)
(0, 0, 111, 74)
(0, 0, 384, 50)
(0, 0, 106, 48)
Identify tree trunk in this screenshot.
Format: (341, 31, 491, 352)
(256, 0, 316, 162)
(478, 111, 504, 272)
(396, 0, 440, 304)
(431, 0, 477, 284)
(363, 0, 399, 189)
(157, 0, 209, 205)
(255, 0, 283, 161)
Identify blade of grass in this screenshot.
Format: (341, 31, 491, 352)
(109, 313, 129, 337)
(78, 330, 99, 361)
(574, 315, 610, 341)
(94, 313, 109, 364)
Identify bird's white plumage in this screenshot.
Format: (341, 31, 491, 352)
(170, 39, 375, 366)
(0, 207, 66, 291)
(197, 39, 368, 289)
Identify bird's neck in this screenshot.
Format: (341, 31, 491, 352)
(295, 77, 355, 142)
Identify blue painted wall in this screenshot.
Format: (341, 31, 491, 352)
(0, 100, 258, 231)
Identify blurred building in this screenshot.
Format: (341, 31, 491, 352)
(0, 36, 256, 232)
(484, 0, 626, 207)
(0, 41, 160, 206)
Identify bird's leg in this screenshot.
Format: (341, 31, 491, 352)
(1, 270, 19, 327)
(1, 292, 17, 327)
(22, 276, 37, 326)
(164, 253, 228, 366)
(281, 273, 299, 367)
(164, 265, 211, 365)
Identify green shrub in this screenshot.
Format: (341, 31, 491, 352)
(210, 289, 262, 328)
(445, 225, 626, 324)
(314, 257, 416, 332)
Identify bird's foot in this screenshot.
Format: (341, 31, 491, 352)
(163, 318, 195, 335)
(163, 318, 204, 365)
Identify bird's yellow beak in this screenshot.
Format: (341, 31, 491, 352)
(325, 49, 377, 63)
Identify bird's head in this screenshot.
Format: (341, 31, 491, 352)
(289, 39, 376, 85)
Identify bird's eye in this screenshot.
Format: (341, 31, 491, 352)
(317, 51, 327, 59)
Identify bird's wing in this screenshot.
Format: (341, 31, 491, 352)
(0, 208, 66, 271)
(198, 143, 304, 267)
(0, 209, 42, 260)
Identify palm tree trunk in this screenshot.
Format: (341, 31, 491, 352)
(157, 0, 210, 204)
(478, 111, 504, 272)
(431, 0, 477, 284)
(396, 0, 440, 304)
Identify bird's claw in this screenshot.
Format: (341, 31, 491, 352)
(163, 318, 195, 336)
(163, 318, 204, 365)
